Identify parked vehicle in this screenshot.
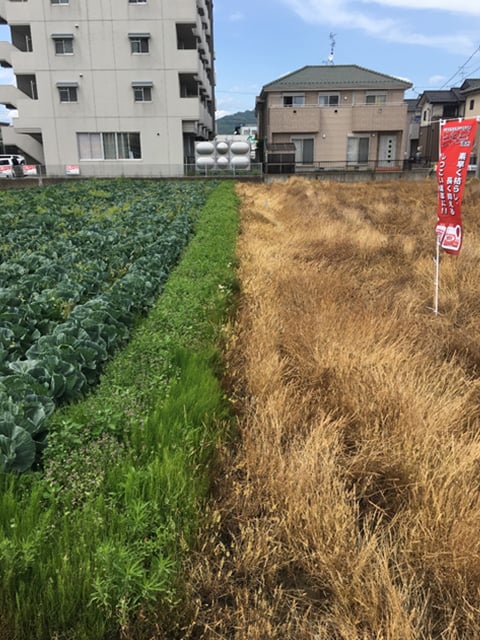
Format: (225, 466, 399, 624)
(0, 158, 15, 178)
(0, 153, 26, 165)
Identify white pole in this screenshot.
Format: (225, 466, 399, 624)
(434, 239, 440, 315)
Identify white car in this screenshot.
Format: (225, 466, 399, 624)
(0, 158, 14, 178)
(0, 154, 25, 165)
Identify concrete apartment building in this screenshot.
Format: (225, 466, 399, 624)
(256, 65, 412, 171)
(0, 0, 214, 177)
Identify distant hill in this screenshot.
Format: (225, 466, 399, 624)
(216, 110, 256, 135)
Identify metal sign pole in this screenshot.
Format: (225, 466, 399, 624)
(434, 239, 440, 315)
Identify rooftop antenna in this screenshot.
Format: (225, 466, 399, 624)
(326, 32, 336, 65)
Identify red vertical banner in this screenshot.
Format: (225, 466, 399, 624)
(435, 118, 478, 255)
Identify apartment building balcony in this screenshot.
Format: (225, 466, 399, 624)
(0, 40, 12, 67)
(175, 48, 204, 78)
(0, 0, 30, 23)
(0, 84, 24, 109)
(269, 105, 321, 133)
(196, 0, 207, 18)
(352, 103, 407, 133)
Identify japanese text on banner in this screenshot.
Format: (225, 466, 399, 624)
(435, 118, 478, 255)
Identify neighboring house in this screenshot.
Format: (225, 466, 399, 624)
(0, 0, 215, 177)
(417, 89, 465, 164)
(460, 79, 480, 165)
(256, 64, 412, 171)
(404, 98, 421, 161)
(416, 81, 480, 165)
(460, 79, 480, 118)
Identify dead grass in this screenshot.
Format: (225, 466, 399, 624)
(182, 177, 480, 639)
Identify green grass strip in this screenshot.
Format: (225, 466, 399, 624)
(0, 181, 239, 640)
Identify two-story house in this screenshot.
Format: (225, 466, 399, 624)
(256, 64, 412, 171)
(460, 79, 480, 166)
(417, 89, 465, 164)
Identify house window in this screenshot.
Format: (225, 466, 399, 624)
(52, 35, 73, 54)
(51, 0, 69, 4)
(366, 94, 387, 105)
(283, 95, 304, 107)
(291, 137, 314, 164)
(132, 82, 152, 102)
(470, 99, 475, 111)
(347, 136, 369, 164)
(318, 94, 339, 107)
(129, 0, 147, 3)
(77, 132, 142, 160)
(57, 83, 78, 102)
(129, 33, 150, 53)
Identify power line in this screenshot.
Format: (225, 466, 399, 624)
(439, 46, 480, 89)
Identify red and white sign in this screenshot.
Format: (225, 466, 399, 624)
(0, 166, 13, 177)
(65, 164, 80, 175)
(435, 118, 478, 255)
(23, 165, 38, 176)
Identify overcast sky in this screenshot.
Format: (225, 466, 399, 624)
(1, 1, 479, 121)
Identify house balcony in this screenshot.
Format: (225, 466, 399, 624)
(352, 103, 407, 133)
(269, 105, 321, 133)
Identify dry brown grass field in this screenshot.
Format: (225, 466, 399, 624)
(182, 177, 480, 639)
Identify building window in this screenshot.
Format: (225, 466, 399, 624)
(51, 0, 69, 4)
(291, 137, 314, 163)
(77, 132, 142, 160)
(52, 35, 73, 54)
(318, 94, 339, 107)
(470, 99, 475, 111)
(129, 33, 150, 54)
(366, 94, 387, 105)
(347, 136, 369, 164)
(129, 0, 147, 3)
(283, 95, 304, 107)
(132, 82, 152, 102)
(57, 83, 78, 102)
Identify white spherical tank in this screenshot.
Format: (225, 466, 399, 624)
(230, 141, 250, 155)
(230, 155, 250, 167)
(196, 156, 216, 167)
(196, 141, 215, 155)
(216, 156, 230, 167)
(215, 141, 230, 155)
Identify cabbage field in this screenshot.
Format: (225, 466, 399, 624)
(0, 179, 239, 639)
(0, 179, 215, 473)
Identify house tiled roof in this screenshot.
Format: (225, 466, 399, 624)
(260, 65, 412, 93)
(460, 79, 480, 94)
(405, 98, 420, 111)
(419, 89, 464, 105)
